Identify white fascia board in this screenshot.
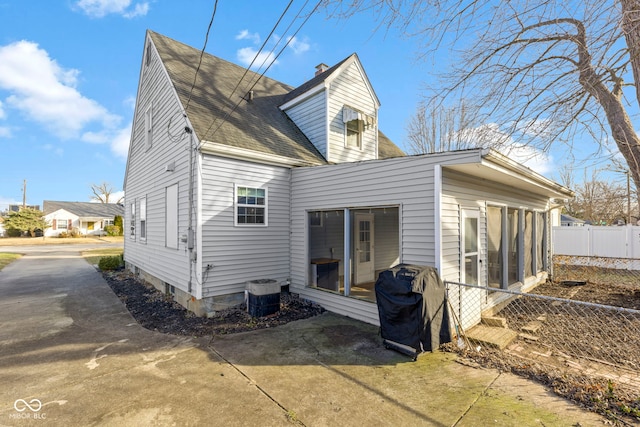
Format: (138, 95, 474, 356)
(200, 141, 323, 167)
(279, 83, 326, 111)
(481, 149, 574, 198)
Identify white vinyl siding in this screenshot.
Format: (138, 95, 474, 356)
(144, 104, 153, 150)
(291, 152, 478, 325)
(166, 184, 178, 249)
(327, 61, 377, 163)
(283, 91, 327, 158)
(124, 34, 192, 293)
(200, 156, 290, 298)
(440, 169, 551, 291)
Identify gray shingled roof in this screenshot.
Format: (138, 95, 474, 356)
(43, 201, 124, 218)
(150, 31, 326, 165)
(149, 31, 404, 164)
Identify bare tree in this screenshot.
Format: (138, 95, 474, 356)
(323, 0, 640, 191)
(405, 99, 508, 154)
(91, 182, 123, 204)
(565, 169, 628, 224)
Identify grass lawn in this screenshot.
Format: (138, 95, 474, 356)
(82, 248, 124, 266)
(0, 236, 124, 246)
(0, 253, 22, 271)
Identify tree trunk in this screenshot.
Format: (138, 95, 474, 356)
(621, 0, 640, 108)
(575, 13, 640, 193)
(620, 0, 640, 192)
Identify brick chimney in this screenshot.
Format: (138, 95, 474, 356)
(315, 63, 329, 76)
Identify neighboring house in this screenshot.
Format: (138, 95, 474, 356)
(43, 201, 124, 237)
(124, 30, 574, 326)
(0, 217, 4, 237)
(561, 214, 585, 227)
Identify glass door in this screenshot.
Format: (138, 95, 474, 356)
(462, 209, 479, 285)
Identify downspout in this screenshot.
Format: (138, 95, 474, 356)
(186, 127, 195, 293)
(434, 165, 442, 274)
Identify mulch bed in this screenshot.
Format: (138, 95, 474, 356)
(101, 269, 324, 337)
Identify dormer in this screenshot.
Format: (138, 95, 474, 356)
(280, 54, 380, 164)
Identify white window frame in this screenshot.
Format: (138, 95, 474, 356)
(345, 119, 363, 149)
(57, 218, 68, 230)
(234, 184, 268, 227)
(130, 201, 136, 239)
(140, 196, 147, 241)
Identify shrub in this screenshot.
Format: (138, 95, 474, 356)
(114, 215, 124, 236)
(104, 225, 121, 236)
(58, 232, 69, 238)
(98, 255, 123, 271)
(6, 228, 21, 237)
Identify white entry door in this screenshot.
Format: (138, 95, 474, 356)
(354, 213, 375, 284)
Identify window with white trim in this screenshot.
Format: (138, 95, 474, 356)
(140, 197, 147, 241)
(345, 119, 362, 148)
(130, 201, 136, 239)
(235, 185, 267, 226)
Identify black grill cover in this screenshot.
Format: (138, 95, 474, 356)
(375, 264, 451, 353)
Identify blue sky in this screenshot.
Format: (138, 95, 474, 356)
(0, 1, 631, 211)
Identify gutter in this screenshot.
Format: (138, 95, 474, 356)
(481, 148, 574, 198)
(199, 141, 324, 168)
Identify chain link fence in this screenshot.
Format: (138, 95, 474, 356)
(446, 281, 640, 372)
(444, 277, 640, 423)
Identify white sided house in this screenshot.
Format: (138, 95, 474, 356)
(124, 31, 574, 326)
(43, 201, 124, 237)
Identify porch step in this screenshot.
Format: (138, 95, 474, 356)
(521, 320, 543, 334)
(466, 324, 518, 350)
(481, 315, 508, 328)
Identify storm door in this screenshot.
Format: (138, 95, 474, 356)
(354, 213, 375, 284)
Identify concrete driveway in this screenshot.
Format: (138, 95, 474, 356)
(0, 244, 606, 426)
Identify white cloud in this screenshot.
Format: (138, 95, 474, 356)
(236, 47, 278, 69)
(456, 123, 554, 175)
(235, 30, 261, 45)
(74, 0, 149, 18)
(287, 36, 310, 54)
(0, 99, 5, 119)
(123, 95, 136, 111)
(0, 196, 21, 212)
(0, 40, 121, 140)
(80, 122, 131, 160)
(0, 127, 10, 138)
(502, 143, 554, 175)
(110, 123, 132, 160)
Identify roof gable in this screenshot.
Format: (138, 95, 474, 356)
(148, 31, 326, 165)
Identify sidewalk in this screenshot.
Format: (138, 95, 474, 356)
(0, 247, 606, 426)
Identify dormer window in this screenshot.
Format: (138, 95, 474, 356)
(343, 106, 366, 149)
(346, 119, 362, 148)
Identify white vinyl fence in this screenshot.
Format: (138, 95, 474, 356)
(553, 225, 640, 269)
